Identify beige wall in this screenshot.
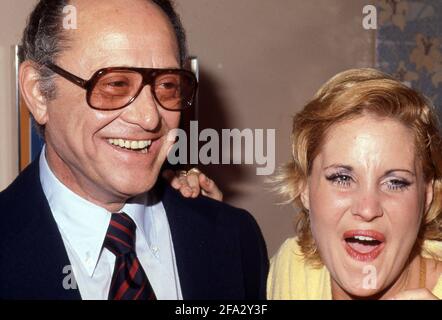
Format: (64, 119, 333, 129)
(175, 0, 376, 255)
(0, 0, 375, 256)
(0, 0, 36, 190)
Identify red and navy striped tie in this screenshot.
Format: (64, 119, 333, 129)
(104, 212, 156, 300)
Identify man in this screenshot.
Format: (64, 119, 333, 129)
(0, 0, 268, 299)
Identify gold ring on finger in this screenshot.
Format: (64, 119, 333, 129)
(187, 168, 202, 176)
(178, 170, 188, 177)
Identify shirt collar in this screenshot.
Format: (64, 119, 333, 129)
(121, 194, 149, 241)
(39, 145, 149, 277)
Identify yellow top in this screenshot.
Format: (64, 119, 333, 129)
(267, 237, 442, 300)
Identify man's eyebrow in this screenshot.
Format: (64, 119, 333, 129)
(324, 164, 353, 171)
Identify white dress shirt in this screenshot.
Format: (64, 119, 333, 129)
(39, 146, 182, 300)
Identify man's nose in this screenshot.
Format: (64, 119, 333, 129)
(119, 86, 161, 131)
(351, 188, 383, 221)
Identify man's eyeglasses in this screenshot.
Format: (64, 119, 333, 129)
(44, 63, 198, 111)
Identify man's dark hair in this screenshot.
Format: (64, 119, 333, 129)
(19, 0, 188, 137)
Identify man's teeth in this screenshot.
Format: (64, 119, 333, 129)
(107, 138, 152, 150)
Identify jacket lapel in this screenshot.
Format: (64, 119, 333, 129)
(4, 160, 81, 299)
(161, 185, 214, 299)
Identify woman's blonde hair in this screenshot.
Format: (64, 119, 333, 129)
(275, 68, 442, 266)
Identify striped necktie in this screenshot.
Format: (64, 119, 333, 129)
(104, 212, 156, 300)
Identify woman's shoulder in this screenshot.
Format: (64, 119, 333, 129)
(267, 237, 332, 300)
(273, 237, 303, 259)
(269, 237, 309, 272)
(422, 240, 442, 298)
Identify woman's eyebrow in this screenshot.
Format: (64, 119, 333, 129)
(324, 164, 353, 171)
(384, 169, 416, 176)
(323, 165, 416, 177)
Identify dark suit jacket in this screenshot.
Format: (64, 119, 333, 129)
(0, 159, 269, 300)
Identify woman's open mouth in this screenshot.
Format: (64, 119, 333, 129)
(343, 230, 385, 262)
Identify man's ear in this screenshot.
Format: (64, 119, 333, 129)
(300, 183, 310, 211)
(19, 61, 49, 126)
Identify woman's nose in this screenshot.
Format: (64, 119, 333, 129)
(351, 189, 383, 221)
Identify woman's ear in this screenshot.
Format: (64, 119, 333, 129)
(19, 61, 49, 126)
(300, 183, 310, 211)
(424, 178, 434, 214)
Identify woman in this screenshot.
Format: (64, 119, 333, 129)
(167, 68, 442, 300)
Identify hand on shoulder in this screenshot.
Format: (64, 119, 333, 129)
(162, 168, 223, 201)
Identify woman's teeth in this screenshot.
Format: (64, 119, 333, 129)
(107, 138, 152, 152)
(343, 230, 385, 261)
(346, 236, 381, 245)
(353, 236, 376, 242)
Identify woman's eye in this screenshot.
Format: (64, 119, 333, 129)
(385, 179, 411, 191)
(326, 174, 353, 188)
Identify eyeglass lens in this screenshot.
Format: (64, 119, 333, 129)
(88, 70, 195, 110)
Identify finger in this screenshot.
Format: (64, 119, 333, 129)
(388, 288, 438, 300)
(200, 174, 223, 201)
(162, 169, 184, 190)
(185, 172, 201, 198)
(177, 174, 194, 198)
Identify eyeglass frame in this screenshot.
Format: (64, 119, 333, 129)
(43, 62, 198, 111)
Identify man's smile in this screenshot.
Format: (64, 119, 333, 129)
(107, 138, 152, 153)
(104, 136, 164, 156)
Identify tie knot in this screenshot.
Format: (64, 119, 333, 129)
(104, 212, 136, 256)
